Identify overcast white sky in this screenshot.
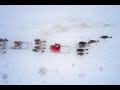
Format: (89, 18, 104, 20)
(0, 5, 120, 25)
(0, 5, 120, 40)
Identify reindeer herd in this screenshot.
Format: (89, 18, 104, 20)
(32, 39, 46, 53)
(0, 35, 112, 56)
(76, 35, 112, 56)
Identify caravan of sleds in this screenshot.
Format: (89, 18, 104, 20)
(0, 35, 112, 56)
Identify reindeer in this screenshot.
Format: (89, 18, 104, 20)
(77, 41, 89, 48)
(88, 40, 99, 44)
(32, 48, 40, 52)
(34, 46, 41, 49)
(99, 35, 112, 39)
(33, 39, 46, 53)
(77, 49, 88, 52)
(78, 52, 89, 56)
(0, 44, 6, 54)
(0, 38, 8, 54)
(43, 40, 46, 43)
(78, 52, 84, 56)
(0, 39, 8, 42)
(0, 39, 8, 45)
(35, 39, 41, 45)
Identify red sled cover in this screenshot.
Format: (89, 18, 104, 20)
(50, 43, 61, 52)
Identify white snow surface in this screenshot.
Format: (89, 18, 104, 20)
(0, 5, 120, 85)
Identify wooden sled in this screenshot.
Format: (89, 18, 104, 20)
(10, 41, 28, 49)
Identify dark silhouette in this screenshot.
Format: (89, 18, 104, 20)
(42, 50, 45, 53)
(35, 39, 41, 45)
(99, 35, 112, 39)
(34, 46, 41, 49)
(77, 49, 88, 52)
(77, 41, 88, 48)
(0, 39, 8, 42)
(32, 48, 40, 52)
(0, 38, 8, 46)
(78, 52, 84, 56)
(88, 40, 99, 44)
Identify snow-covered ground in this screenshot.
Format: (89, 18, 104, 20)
(0, 5, 120, 85)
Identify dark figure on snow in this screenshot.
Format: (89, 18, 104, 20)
(78, 52, 84, 56)
(35, 39, 41, 45)
(32, 48, 40, 52)
(88, 40, 99, 44)
(77, 49, 88, 52)
(34, 46, 41, 49)
(99, 35, 112, 39)
(77, 41, 88, 48)
(0, 39, 8, 42)
(78, 52, 89, 56)
(0, 38, 8, 46)
(43, 40, 46, 42)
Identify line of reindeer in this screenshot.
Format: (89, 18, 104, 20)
(0, 35, 112, 55)
(76, 35, 112, 56)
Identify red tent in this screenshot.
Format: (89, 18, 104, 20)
(50, 43, 61, 52)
